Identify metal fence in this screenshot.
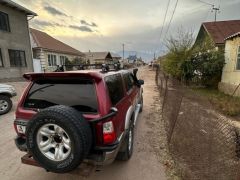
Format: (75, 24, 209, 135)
(155, 66, 240, 180)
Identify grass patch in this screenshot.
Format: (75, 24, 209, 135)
(192, 88, 240, 116)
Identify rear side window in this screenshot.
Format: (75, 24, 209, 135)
(123, 73, 135, 92)
(105, 74, 124, 105)
(24, 79, 98, 113)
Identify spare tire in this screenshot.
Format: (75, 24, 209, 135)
(26, 105, 92, 173)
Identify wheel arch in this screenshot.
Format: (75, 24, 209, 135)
(0, 92, 12, 98)
(124, 106, 135, 130)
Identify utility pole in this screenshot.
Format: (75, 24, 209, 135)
(212, 6, 220, 21)
(122, 43, 125, 61)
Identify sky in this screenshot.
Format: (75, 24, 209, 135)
(15, 0, 240, 61)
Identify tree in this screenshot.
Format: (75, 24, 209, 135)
(190, 37, 225, 87)
(162, 30, 225, 88)
(162, 29, 194, 80)
(72, 57, 86, 65)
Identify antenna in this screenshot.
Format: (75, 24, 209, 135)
(212, 5, 220, 21)
(196, 0, 220, 21)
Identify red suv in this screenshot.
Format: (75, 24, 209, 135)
(14, 68, 144, 173)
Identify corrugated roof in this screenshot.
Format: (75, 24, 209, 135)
(111, 53, 121, 58)
(203, 20, 240, 45)
(84, 52, 112, 60)
(225, 32, 240, 40)
(0, 0, 37, 16)
(30, 28, 84, 56)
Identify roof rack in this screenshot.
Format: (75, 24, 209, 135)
(55, 62, 122, 73)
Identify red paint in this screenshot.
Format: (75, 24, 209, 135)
(15, 70, 141, 147)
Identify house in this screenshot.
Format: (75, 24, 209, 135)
(194, 20, 240, 49)
(219, 32, 240, 96)
(84, 52, 113, 64)
(0, 0, 37, 81)
(30, 28, 84, 72)
(111, 53, 122, 62)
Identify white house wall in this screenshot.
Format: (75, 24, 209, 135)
(42, 50, 79, 72)
(219, 37, 240, 96)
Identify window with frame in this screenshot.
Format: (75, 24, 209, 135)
(8, 49, 26, 67)
(105, 74, 124, 105)
(0, 49, 3, 67)
(48, 54, 57, 66)
(0, 11, 10, 32)
(24, 79, 98, 113)
(60, 56, 66, 65)
(123, 73, 135, 92)
(237, 46, 240, 70)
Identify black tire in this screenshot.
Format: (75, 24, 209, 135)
(26, 105, 92, 173)
(139, 95, 143, 113)
(0, 95, 12, 115)
(116, 124, 134, 161)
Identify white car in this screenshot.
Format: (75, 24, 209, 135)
(0, 84, 17, 115)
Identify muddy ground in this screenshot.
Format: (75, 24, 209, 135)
(0, 67, 176, 180)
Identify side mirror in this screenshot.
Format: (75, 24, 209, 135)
(138, 79, 144, 85)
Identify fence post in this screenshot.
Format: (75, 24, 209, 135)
(168, 95, 183, 144)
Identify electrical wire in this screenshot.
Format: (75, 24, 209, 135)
(154, 0, 171, 57)
(158, 0, 171, 45)
(164, 0, 179, 38)
(195, 0, 214, 6)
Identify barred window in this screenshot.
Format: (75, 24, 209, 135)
(60, 56, 66, 65)
(0, 11, 10, 32)
(0, 49, 3, 67)
(48, 54, 57, 66)
(8, 49, 26, 67)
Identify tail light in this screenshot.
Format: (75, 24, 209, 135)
(103, 121, 116, 144)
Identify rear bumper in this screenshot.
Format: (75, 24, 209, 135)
(93, 132, 125, 166)
(15, 136, 27, 152)
(15, 132, 125, 167)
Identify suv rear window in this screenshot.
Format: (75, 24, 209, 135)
(24, 79, 98, 113)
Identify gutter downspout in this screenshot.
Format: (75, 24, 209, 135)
(26, 14, 37, 72)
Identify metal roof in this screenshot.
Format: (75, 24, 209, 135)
(202, 20, 240, 45)
(0, 0, 37, 16)
(225, 32, 240, 41)
(30, 28, 84, 56)
(84, 52, 113, 60)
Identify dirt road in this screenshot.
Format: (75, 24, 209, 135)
(0, 67, 167, 180)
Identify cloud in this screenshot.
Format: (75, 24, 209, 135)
(69, 25, 93, 32)
(81, 20, 98, 27)
(44, 5, 67, 16)
(33, 19, 53, 27)
(31, 19, 66, 29)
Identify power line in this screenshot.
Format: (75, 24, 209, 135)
(164, 0, 179, 38)
(158, 0, 171, 44)
(154, 0, 171, 57)
(196, 0, 214, 6)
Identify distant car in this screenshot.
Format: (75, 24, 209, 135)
(0, 84, 17, 115)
